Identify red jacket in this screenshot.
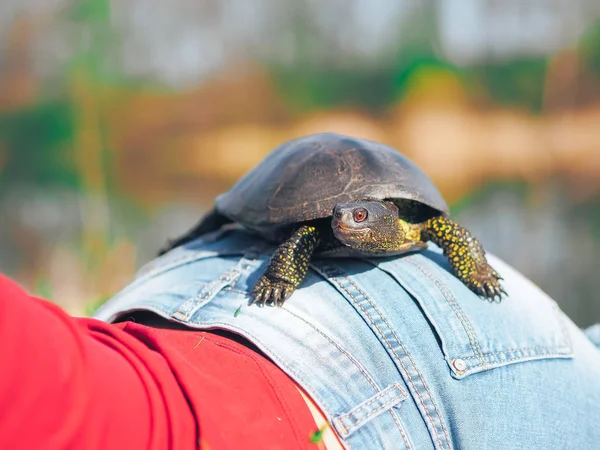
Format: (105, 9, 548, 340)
(0, 275, 318, 449)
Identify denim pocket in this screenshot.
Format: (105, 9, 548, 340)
(373, 248, 574, 379)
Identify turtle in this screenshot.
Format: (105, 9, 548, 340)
(159, 133, 506, 306)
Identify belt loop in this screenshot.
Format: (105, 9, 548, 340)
(171, 253, 261, 321)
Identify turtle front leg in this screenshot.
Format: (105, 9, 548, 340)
(423, 216, 506, 302)
(251, 225, 320, 307)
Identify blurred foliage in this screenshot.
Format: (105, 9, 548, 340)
(0, 100, 78, 191)
(1, 8, 598, 190)
(466, 59, 548, 112)
(271, 56, 548, 113)
(580, 21, 600, 78)
(270, 67, 397, 112)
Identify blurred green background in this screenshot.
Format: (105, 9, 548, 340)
(0, 0, 599, 325)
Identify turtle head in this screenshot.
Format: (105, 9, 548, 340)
(331, 200, 426, 255)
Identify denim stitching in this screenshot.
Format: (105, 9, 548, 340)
(138, 252, 358, 449)
(173, 257, 256, 319)
(340, 392, 406, 429)
(406, 259, 575, 371)
(283, 310, 389, 391)
(120, 304, 409, 449)
(391, 409, 412, 450)
(339, 386, 404, 425)
(336, 278, 446, 449)
(341, 274, 452, 450)
(460, 345, 571, 359)
(347, 393, 405, 425)
(228, 260, 257, 291)
(320, 265, 450, 450)
(182, 314, 415, 450)
(284, 308, 411, 448)
(128, 252, 410, 449)
(174, 283, 219, 318)
(173, 280, 225, 319)
(344, 387, 405, 421)
(223, 287, 250, 295)
(462, 353, 571, 369)
(337, 416, 349, 436)
(163, 256, 410, 447)
(181, 320, 356, 450)
(406, 259, 487, 369)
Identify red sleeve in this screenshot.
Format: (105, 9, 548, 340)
(0, 274, 317, 450)
(0, 274, 196, 450)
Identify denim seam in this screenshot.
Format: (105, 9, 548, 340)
(341, 274, 452, 450)
(406, 259, 488, 369)
(336, 393, 405, 435)
(173, 281, 224, 319)
(284, 308, 411, 448)
(460, 346, 570, 359)
(320, 265, 450, 450)
(356, 393, 404, 422)
(116, 305, 407, 450)
(338, 387, 404, 425)
(179, 320, 356, 450)
(223, 287, 250, 295)
(282, 310, 388, 391)
(464, 353, 571, 367)
(407, 259, 574, 371)
(173, 257, 257, 320)
(174, 282, 221, 319)
(391, 409, 412, 450)
(344, 389, 404, 421)
(338, 391, 406, 430)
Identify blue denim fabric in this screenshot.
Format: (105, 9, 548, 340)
(586, 324, 600, 349)
(95, 228, 600, 450)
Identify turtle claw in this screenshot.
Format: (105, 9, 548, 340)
(282, 288, 292, 304)
(271, 287, 281, 303)
(251, 275, 295, 307)
(467, 263, 507, 303)
(249, 289, 265, 307)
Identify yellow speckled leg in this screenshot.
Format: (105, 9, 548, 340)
(251, 225, 320, 307)
(423, 216, 506, 302)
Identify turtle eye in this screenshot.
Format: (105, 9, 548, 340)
(353, 208, 368, 222)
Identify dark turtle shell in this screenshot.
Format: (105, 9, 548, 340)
(216, 133, 448, 237)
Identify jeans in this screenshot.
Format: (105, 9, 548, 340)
(95, 228, 600, 450)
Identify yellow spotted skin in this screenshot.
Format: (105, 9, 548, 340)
(343, 215, 425, 255)
(250, 207, 506, 307)
(422, 216, 505, 301)
(251, 225, 320, 306)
